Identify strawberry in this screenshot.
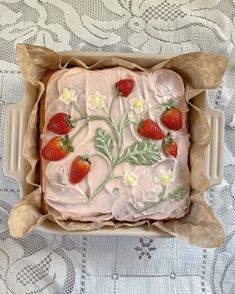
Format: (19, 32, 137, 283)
(47, 113, 73, 135)
(161, 107, 182, 130)
(116, 79, 134, 97)
(162, 133, 177, 157)
(41, 135, 74, 161)
(70, 156, 91, 184)
(137, 119, 165, 140)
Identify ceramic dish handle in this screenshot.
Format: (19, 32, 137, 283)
(203, 107, 224, 185)
(3, 82, 37, 195)
(4, 100, 25, 179)
(190, 92, 224, 186)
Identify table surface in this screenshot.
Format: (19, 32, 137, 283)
(0, 1, 235, 293)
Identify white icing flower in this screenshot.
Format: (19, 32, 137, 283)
(59, 88, 77, 105)
(122, 172, 138, 187)
(154, 169, 173, 187)
(88, 91, 107, 110)
(129, 97, 149, 114)
(153, 159, 175, 187)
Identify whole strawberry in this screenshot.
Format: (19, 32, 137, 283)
(161, 107, 182, 130)
(47, 113, 73, 135)
(70, 156, 91, 184)
(41, 135, 74, 161)
(162, 133, 177, 157)
(116, 79, 134, 97)
(137, 119, 165, 140)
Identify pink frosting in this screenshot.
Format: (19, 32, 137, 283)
(41, 67, 190, 222)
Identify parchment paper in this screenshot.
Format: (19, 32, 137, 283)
(8, 44, 228, 247)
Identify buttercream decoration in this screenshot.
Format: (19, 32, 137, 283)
(88, 91, 107, 110)
(160, 95, 175, 105)
(143, 189, 162, 202)
(167, 187, 188, 202)
(154, 169, 173, 187)
(132, 185, 164, 214)
(153, 159, 174, 188)
(59, 88, 77, 104)
(57, 168, 67, 185)
(122, 172, 138, 187)
(128, 97, 148, 114)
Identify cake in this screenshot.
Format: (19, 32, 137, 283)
(40, 67, 190, 222)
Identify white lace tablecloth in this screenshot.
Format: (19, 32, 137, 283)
(0, 1, 235, 293)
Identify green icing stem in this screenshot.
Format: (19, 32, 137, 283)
(109, 89, 119, 116)
(137, 187, 188, 214)
(88, 98, 129, 201)
(72, 102, 86, 118)
(137, 188, 166, 213)
(87, 169, 114, 203)
(88, 100, 124, 201)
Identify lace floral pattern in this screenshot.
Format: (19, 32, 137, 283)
(0, 0, 235, 293)
(0, 0, 234, 63)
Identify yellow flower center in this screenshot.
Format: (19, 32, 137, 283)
(126, 175, 134, 184)
(160, 174, 170, 186)
(123, 173, 138, 186)
(88, 92, 106, 109)
(134, 99, 143, 109)
(63, 89, 71, 100)
(91, 95, 101, 105)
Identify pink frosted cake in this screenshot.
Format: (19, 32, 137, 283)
(40, 67, 190, 222)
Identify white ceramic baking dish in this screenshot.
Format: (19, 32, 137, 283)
(3, 52, 224, 237)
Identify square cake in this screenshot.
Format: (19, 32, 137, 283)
(40, 67, 190, 222)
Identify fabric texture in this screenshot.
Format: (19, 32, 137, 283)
(0, 0, 235, 293)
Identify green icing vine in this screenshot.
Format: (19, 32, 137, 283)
(138, 186, 188, 214)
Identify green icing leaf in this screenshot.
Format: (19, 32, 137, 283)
(95, 128, 114, 162)
(121, 139, 160, 166)
(167, 187, 188, 201)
